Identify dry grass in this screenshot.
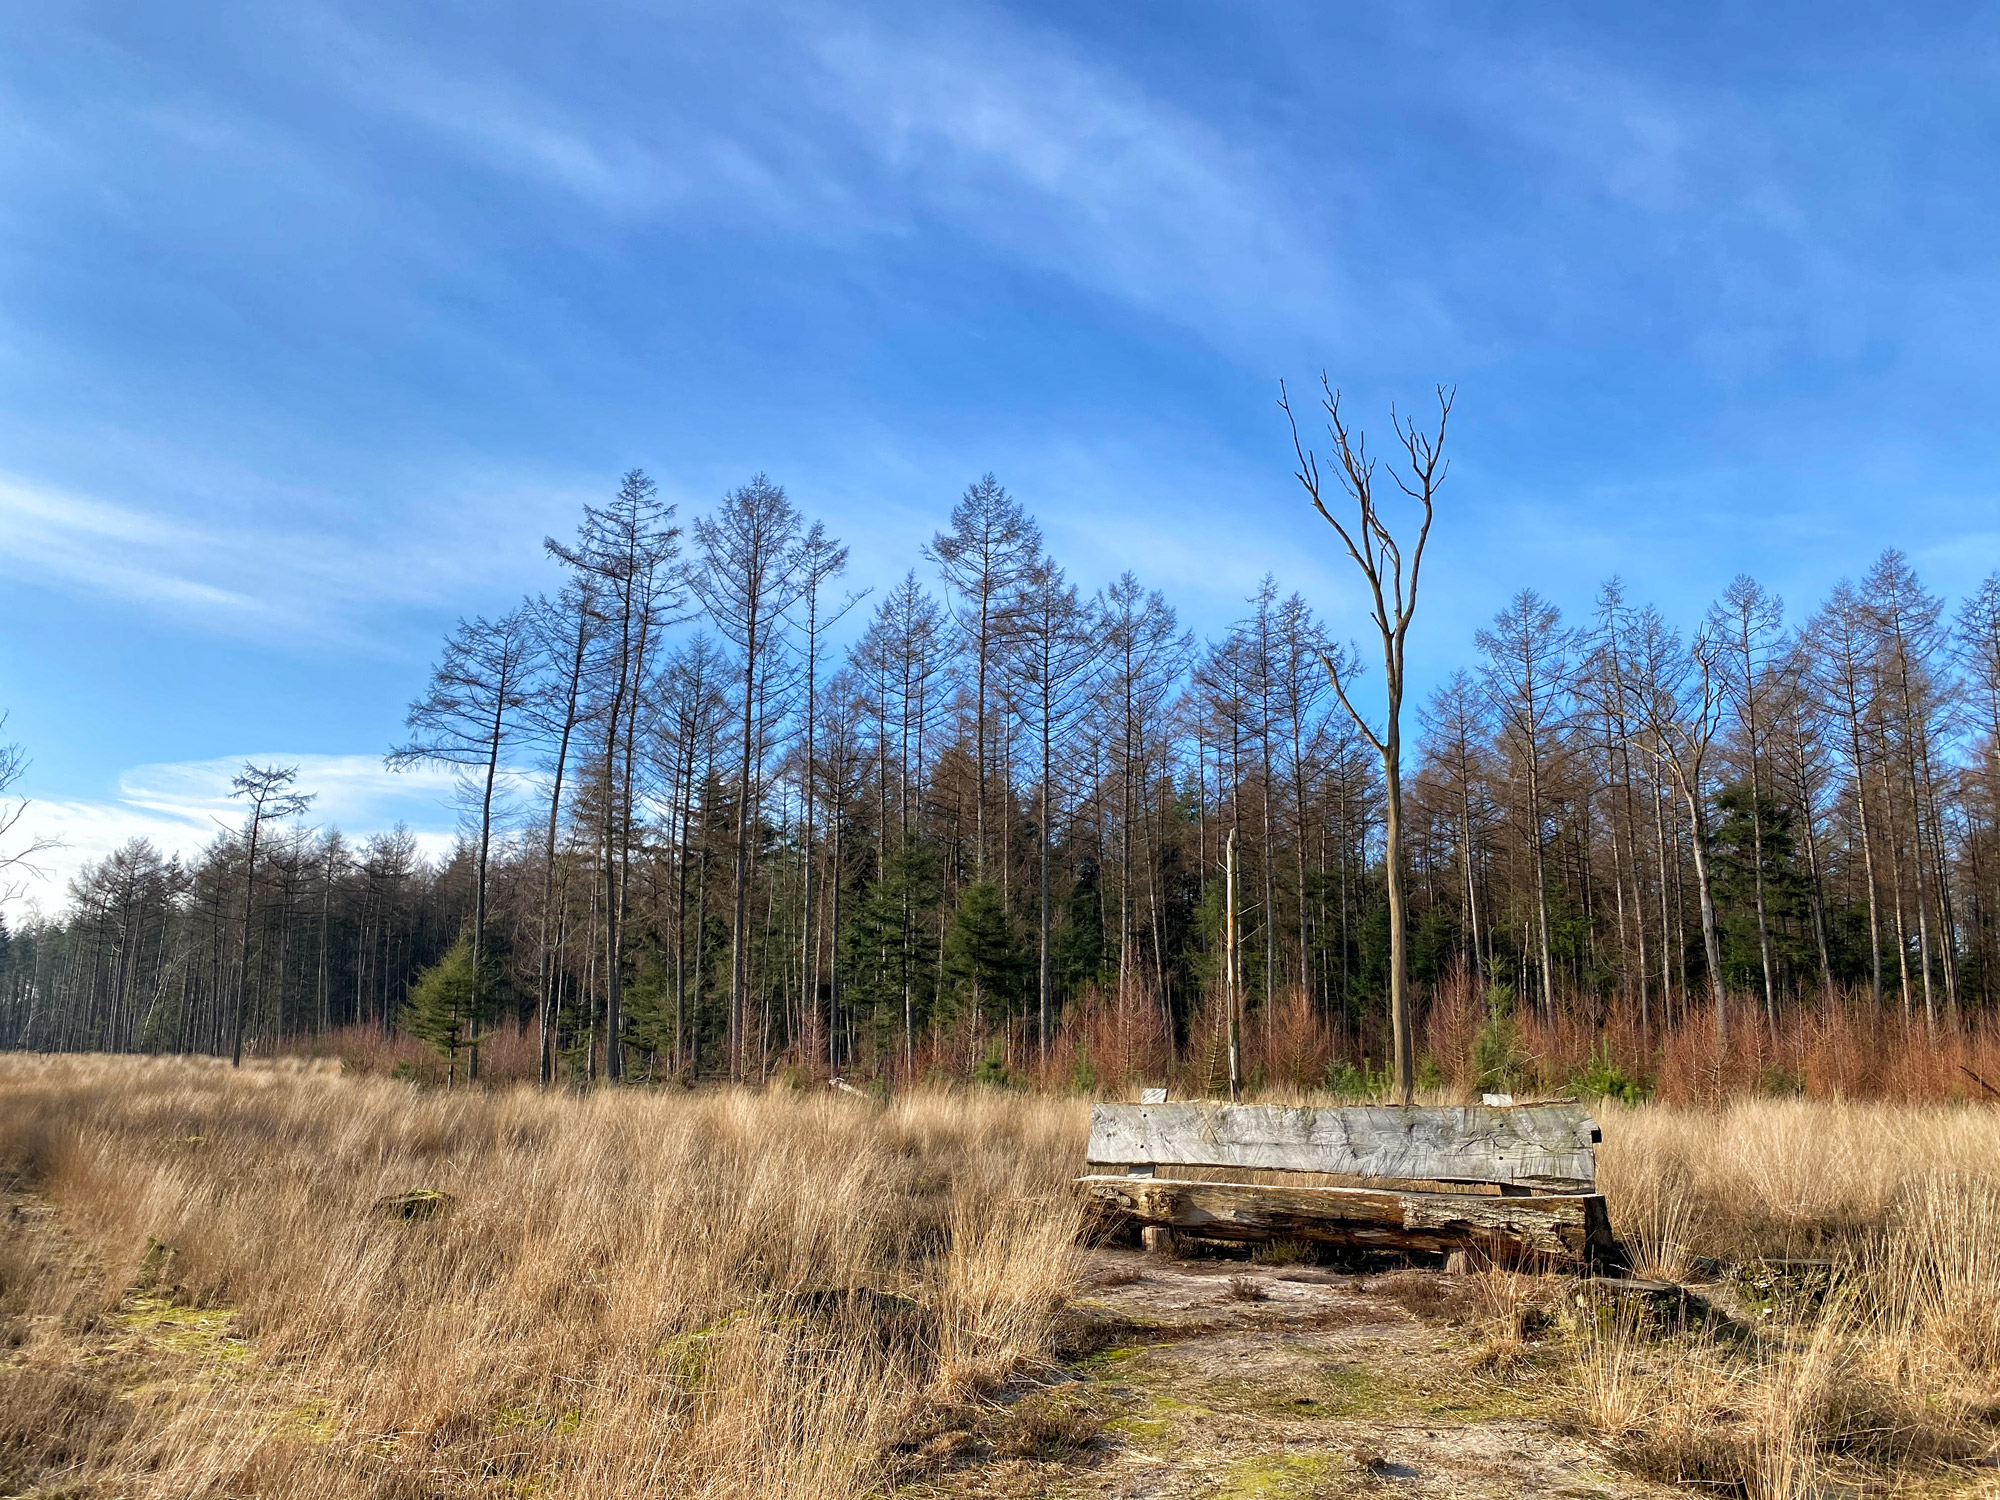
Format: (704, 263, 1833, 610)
(0, 1054, 1088, 1499)
(1574, 1098, 2000, 1497)
(12, 1056, 2000, 1500)
(1599, 1096, 2000, 1261)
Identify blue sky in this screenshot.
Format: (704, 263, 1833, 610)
(3, 0, 1997, 909)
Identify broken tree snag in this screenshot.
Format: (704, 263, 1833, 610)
(1078, 1176, 1614, 1267)
(1086, 1103, 1600, 1190)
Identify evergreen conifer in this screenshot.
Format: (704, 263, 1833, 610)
(942, 879, 1024, 1027)
(404, 934, 480, 1084)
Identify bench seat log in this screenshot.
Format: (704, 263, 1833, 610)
(1087, 1103, 1600, 1190)
(1078, 1175, 1614, 1267)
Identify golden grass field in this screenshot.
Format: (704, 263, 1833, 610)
(3, 1056, 1999, 1499)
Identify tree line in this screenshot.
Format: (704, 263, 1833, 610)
(4, 460, 1997, 1087)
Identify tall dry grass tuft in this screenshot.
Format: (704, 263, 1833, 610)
(0, 1055, 1089, 1499)
(1578, 1098, 2000, 1497)
(1597, 1096, 2000, 1260)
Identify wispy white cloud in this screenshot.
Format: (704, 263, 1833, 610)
(296, 2, 1334, 345)
(0, 463, 586, 643)
(0, 475, 267, 618)
(800, 11, 1330, 333)
(303, 27, 683, 215)
(114, 753, 463, 828)
(1, 753, 465, 918)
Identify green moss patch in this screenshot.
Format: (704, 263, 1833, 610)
(1213, 1451, 1345, 1498)
(116, 1295, 251, 1367)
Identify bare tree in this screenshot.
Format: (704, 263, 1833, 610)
(524, 581, 598, 1085)
(926, 475, 1043, 879)
(1274, 592, 1331, 995)
(0, 715, 59, 905)
(1963, 575, 2000, 789)
(814, 667, 868, 1068)
(1584, 580, 1657, 1026)
(227, 764, 314, 1066)
(1605, 606, 1729, 1042)
(1007, 555, 1101, 1053)
(547, 469, 683, 1082)
(1959, 574, 2000, 997)
(690, 474, 807, 1081)
(647, 633, 728, 1075)
(1766, 651, 1837, 996)
(1281, 378, 1451, 1106)
(1865, 550, 1956, 1028)
(388, 606, 535, 1081)
(853, 573, 950, 1067)
(1192, 631, 1256, 1014)
(1098, 574, 1191, 1010)
(1805, 582, 1887, 1007)
(1708, 575, 1785, 1021)
(1476, 590, 1574, 1015)
(1246, 577, 1283, 1017)
(790, 523, 864, 1078)
(1419, 671, 1491, 984)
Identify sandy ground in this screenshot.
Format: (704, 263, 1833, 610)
(902, 1246, 1683, 1500)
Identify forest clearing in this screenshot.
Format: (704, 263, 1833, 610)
(6, 1053, 2000, 1500)
(8, 8, 2000, 1499)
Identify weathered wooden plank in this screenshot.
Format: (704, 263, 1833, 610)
(1086, 1103, 1599, 1188)
(1085, 1162, 1535, 1196)
(1077, 1174, 1613, 1266)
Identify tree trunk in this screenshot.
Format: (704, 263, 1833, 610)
(1039, 700, 1053, 1057)
(1526, 750, 1556, 1015)
(1682, 786, 1727, 1046)
(230, 819, 261, 1067)
(1383, 721, 1414, 1105)
(1224, 828, 1241, 1100)
(730, 619, 758, 1082)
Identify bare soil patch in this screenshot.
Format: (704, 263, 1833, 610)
(901, 1247, 1679, 1500)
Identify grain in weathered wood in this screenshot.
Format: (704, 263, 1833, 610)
(1086, 1103, 1600, 1188)
(1077, 1174, 1614, 1265)
(1088, 1162, 1529, 1196)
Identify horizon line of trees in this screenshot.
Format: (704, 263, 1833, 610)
(4, 468, 1998, 1085)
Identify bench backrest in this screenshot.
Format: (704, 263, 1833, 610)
(1087, 1102, 1600, 1191)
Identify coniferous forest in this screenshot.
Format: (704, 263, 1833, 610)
(5, 463, 1999, 1094)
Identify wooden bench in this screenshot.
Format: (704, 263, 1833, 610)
(1077, 1101, 1616, 1269)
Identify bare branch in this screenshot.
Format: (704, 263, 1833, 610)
(1320, 648, 1386, 758)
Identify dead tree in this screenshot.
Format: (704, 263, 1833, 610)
(227, 763, 314, 1066)
(1605, 606, 1730, 1045)
(1477, 590, 1575, 1015)
(388, 606, 535, 1082)
(690, 475, 806, 1082)
(1708, 575, 1785, 1022)
(1281, 378, 1452, 1106)
(790, 524, 864, 1077)
(524, 581, 599, 1085)
(925, 475, 1043, 880)
(0, 715, 59, 906)
(547, 469, 683, 1083)
(1006, 555, 1101, 1054)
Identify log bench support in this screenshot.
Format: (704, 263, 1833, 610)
(1080, 1174, 1616, 1268)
